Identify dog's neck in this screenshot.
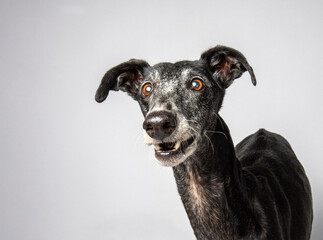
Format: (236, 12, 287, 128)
(172, 116, 259, 239)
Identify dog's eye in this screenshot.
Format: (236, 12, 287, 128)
(191, 78, 204, 91)
(142, 83, 153, 96)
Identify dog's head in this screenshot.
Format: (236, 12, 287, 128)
(96, 46, 256, 167)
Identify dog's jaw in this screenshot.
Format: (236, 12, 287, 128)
(143, 130, 198, 167)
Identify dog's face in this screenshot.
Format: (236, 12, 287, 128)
(96, 46, 256, 167)
(138, 61, 225, 167)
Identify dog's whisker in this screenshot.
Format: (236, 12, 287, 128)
(185, 119, 199, 125)
(204, 130, 228, 140)
(203, 131, 215, 153)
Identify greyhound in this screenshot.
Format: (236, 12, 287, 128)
(95, 46, 313, 239)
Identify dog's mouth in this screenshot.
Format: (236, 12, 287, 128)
(152, 136, 196, 165)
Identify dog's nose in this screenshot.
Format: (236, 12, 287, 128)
(143, 111, 177, 140)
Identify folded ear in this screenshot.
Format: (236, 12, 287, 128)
(200, 45, 256, 88)
(95, 59, 150, 102)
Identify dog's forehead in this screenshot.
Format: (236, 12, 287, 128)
(148, 60, 203, 81)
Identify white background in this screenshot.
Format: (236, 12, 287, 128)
(1, 0, 322, 239)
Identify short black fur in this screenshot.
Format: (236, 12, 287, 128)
(95, 45, 313, 240)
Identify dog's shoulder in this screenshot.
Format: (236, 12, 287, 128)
(235, 128, 306, 177)
(236, 128, 310, 200)
(235, 129, 313, 239)
(235, 128, 295, 163)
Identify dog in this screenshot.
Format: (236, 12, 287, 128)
(95, 45, 313, 239)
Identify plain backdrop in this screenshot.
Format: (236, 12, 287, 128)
(1, 0, 322, 239)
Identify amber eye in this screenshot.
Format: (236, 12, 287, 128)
(142, 83, 153, 96)
(191, 78, 204, 91)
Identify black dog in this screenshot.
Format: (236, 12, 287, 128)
(95, 46, 313, 239)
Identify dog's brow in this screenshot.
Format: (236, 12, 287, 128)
(153, 69, 160, 80)
(146, 69, 160, 81)
(181, 69, 191, 79)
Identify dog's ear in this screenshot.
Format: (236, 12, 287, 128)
(200, 45, 256, 88)
(95, 59, 150, 102)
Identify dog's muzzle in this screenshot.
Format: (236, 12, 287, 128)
(143, 111, 197, 166)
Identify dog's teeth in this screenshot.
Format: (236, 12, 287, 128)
(154, 144, 162, 150)
(174, 141, 181, 150)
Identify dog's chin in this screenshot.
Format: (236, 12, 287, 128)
(152, 136, 197, 167)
